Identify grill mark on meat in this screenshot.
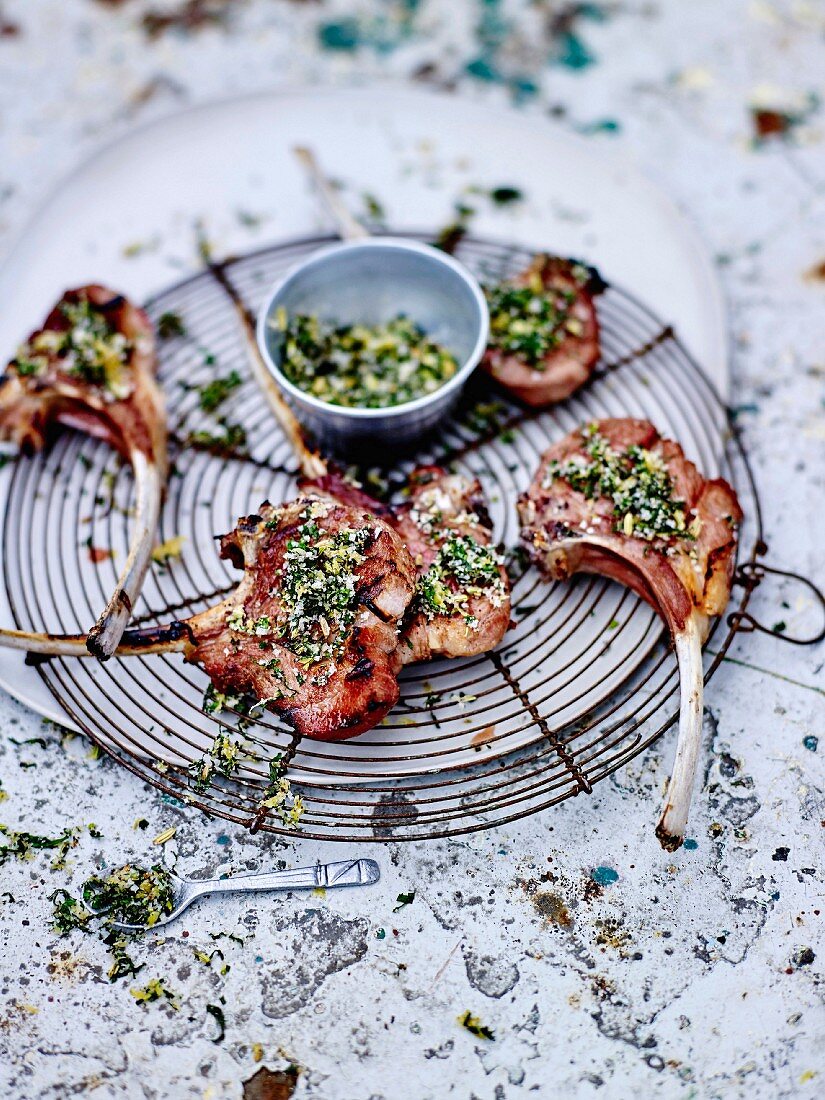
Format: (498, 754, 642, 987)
(346, 657, 374, 681)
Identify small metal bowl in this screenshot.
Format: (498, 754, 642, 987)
(256, 238, 489, 453)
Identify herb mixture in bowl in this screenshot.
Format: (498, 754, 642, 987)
(276, 310, 459, 409)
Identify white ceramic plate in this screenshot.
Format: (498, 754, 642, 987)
(0, 85, 727, 732)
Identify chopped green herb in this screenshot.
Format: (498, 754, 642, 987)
(82, 864, 175, 927)
(130, 977, 179, 1010)
(49, 889, 93, 935)
(276, 312, 458, 409)
(417, 534, 505, 628)
(488, 185, 524, 206)
(9, 736, 49, 749)
(188, 731, 246, 793)
(194, 947, 224, 966)
(545, 425, 697, 543)
(361, 192, 386, 227)
(275, 514, 373, 666)
(12, 296, 132, 398)
(186, 420, 247, 457)
(202, 683, 256, 718)
(156, 311, 187, 339)
(393, 891, 416, 912)
(208, 930, 246, 946)
(198, 369, 243, 414)
(458, 1010, 495, 1041)
(258, 756, 304, 830)
(0, 825, 78, 868)
(106, 936, 145, 983)
(206, 1003, 226, 1043)
(434, 199, 476, 253)
(485, 263, 590, 367)
(464, 400, 507, 436)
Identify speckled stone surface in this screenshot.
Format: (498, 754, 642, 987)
(0, 3, 823, 1098)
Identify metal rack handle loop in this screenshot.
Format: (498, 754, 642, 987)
(729, 561, 825, 646)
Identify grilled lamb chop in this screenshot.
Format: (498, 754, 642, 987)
(301, 466, 511, 661)
(518, 418, 742, 850)
(0, 285, 167, 658)
(0, 495, 418, 741)
(389, 467, 510, 661)
(482, 255, 605, 407)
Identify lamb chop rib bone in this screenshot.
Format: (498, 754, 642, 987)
(0, 285, 167, 659)
(519, 418, 742, 850)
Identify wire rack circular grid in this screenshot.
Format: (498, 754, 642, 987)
(3, 233, 762, 840)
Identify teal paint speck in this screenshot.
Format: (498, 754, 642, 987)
(511, 76, 539, 103)
(591, 866, 619, 886)
(557, 32, 596, 71)
(465, 57, 499, 82)
(579, 118, 621, 135)
(318, 19, 361, 52)
(217, 834, 230, 846)
(803, 735, 818, 751)
(683, 838, 698, 850)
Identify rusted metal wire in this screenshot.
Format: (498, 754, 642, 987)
(2, 233, 768, 840)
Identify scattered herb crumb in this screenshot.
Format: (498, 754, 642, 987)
(186, 420, 247, 457)
(258, 756, 305, 830)
(156, 311, 186, 339)
(130, 977, 179, 1010)
(0, 825, 79, 868)
(198, 369, 243, 414)
(206, 1002, 226, 1043)
(458, 1010, 495, 1041)
(151, 534, 185, 565)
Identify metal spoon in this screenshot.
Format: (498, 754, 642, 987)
(85, 858, 381, 931)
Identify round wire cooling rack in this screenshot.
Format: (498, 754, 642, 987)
(2, 233, 774, 841)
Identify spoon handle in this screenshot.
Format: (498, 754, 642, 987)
(190, 858, 380, 900)
(293, 145, 371, 242)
